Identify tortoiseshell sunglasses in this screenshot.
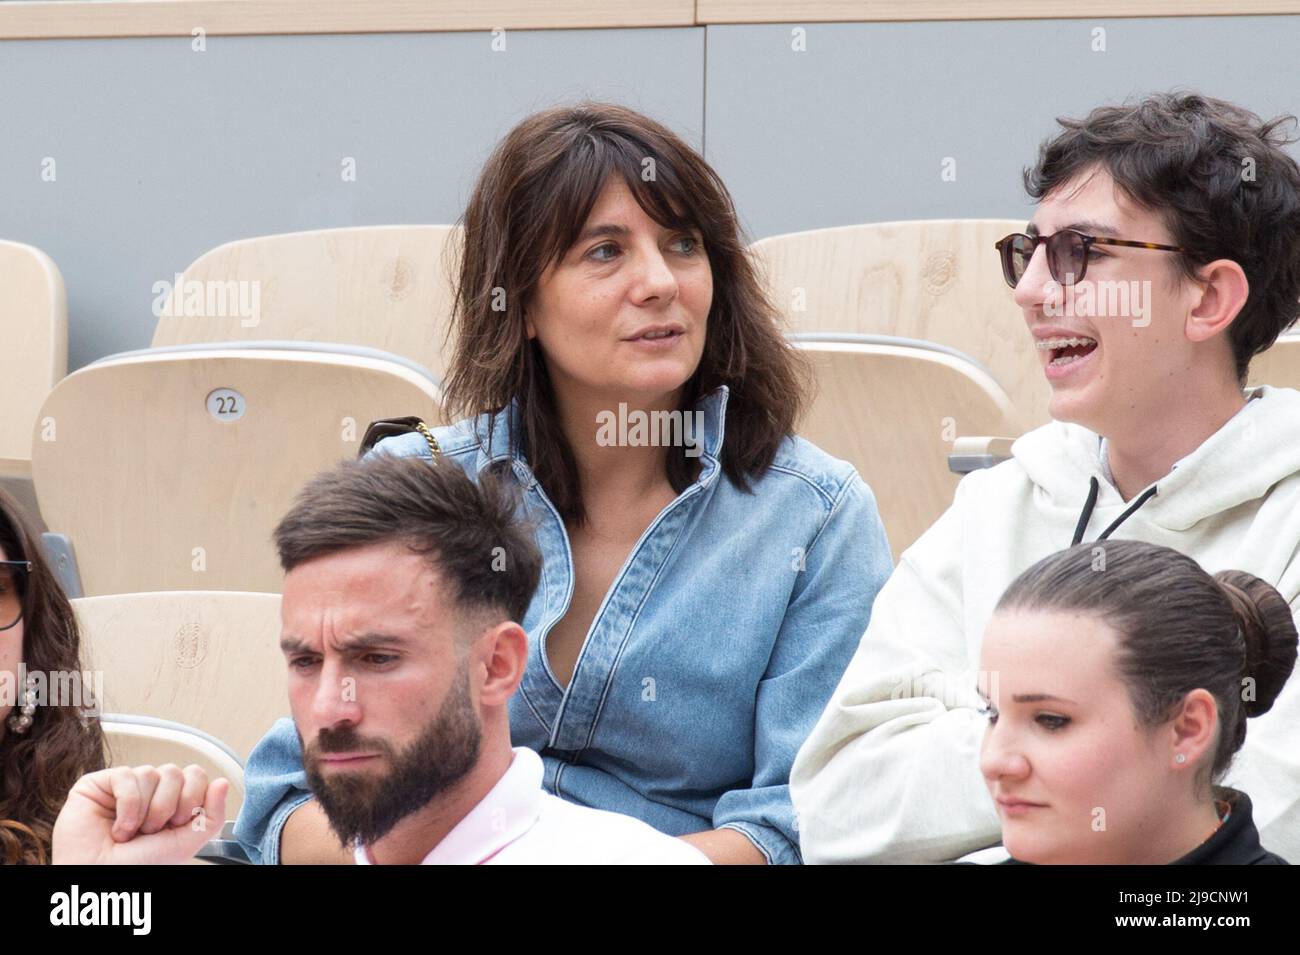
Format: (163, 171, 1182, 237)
(995, 229, 1188, 288)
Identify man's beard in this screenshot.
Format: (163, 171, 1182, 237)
(301, 664, 482, 849)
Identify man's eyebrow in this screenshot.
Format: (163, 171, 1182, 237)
(279, 633, 410, 655)
(332, 633, 411, 653)
(1011, 693, 1077, 704)
(280, 636, 314, 655)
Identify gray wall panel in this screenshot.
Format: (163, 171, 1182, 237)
(3, 17, 1298, 368)
(704, 17, 1300, 240)
(0, 28, 704, 368)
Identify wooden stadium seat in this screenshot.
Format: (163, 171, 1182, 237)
(32, 346, 445, 596)
(75, 591, 286, 763)
(1247, 333, 1300, 390)
(793, 337, 1018, 559)
(753, 219, 1047, 431)
(0, 240, 67, 530)
(101, 716, 246, 822)
(150, 225, 461, 379)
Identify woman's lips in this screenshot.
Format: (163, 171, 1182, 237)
(624, 329, 685, 350)
(997, 796, 1048, 816)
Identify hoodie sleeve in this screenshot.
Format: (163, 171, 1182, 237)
(790, 469, 1002, 864)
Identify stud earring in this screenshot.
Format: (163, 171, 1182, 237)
(1175, 753, 1187, 764)
(6, 672, 38, 734)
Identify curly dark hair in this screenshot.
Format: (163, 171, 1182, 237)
(0, 488, 105, 864)
(1025, 90, 1300, 384)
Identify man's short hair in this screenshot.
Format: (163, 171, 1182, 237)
(1025, 91, 1300, 384)
(274, 455, 542, 624)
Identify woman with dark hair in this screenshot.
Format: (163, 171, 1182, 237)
(236, 102, 893, 865)
(976, 539, 1296, 864)
(0, 488, 105, 864)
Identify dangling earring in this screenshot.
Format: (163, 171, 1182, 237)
(1175, 753, 1187, 764)
(6, 672, 37, 734)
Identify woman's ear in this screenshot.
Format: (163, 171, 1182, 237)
(524, 310, 536, 340)
(1168, 687, 1219, 771)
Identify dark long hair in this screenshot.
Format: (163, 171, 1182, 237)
(441, 101, 809, 524)
(997, 540, 1298, 795)
(0, 489, 105, 864)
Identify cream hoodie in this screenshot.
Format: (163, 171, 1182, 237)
(791, 385, 1300, 863)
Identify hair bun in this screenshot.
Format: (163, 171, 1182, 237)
(1214, 570, 1298, 717)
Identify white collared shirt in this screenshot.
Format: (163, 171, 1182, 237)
(354, 747, 711, 865)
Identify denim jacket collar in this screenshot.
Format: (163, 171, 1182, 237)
(469, 385, 731, 489)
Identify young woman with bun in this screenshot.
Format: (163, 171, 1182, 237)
(976, 539, 1296, 864)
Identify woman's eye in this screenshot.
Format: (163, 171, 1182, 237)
(672, 235, 700, 255)
(978, 702, 998, 724)
(587, 243, 619, 263)
(1037, 714, 1070, 730)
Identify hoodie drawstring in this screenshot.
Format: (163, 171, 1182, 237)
(1070, 475, 1159, 546)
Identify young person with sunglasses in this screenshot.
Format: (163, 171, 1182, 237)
(792, 91, 1300, 863)
(233, 102, 893, 866)
(0, 488, 105, 864)
(975, 540, 1294, 865)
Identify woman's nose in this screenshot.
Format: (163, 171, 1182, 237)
(980, 721, 1031, 782)
(632, 245, 679, 304)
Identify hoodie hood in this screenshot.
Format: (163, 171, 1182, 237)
(1009, 385, 1300, 534)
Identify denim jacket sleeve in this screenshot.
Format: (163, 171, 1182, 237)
(710, 472, 893, 864)
(232, 717, 312, 865)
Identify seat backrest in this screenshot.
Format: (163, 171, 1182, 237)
(794, 338, 1019, 559)
(752, 219, 1047, 431)
(76, 591, 287, 763)
(32, 346, 445, 595)
(101, 716, 246, 822)
(0, 240, 67, 460)
(151, 226, 461, 379)
(1247, 334, 1300, 391)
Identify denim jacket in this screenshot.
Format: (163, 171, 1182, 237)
(234, 385, 892, 864)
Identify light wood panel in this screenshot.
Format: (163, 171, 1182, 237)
(795, 339, 1018, 559)
(698, 1, 1300, 22)
(2, 0, 1290, 37)
(77, 591, 286, 763)
(1247, 334, 1300, 391)
(0, 0, 696, 39)
(152, 227, 460, 382)
(754, 219, 1049, 431)
(151, 226, 459, 380)
(0, 240, 66, 462)
(32, 348, 445, 596)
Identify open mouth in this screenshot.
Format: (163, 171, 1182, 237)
(1037, 336, 1098, 369)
